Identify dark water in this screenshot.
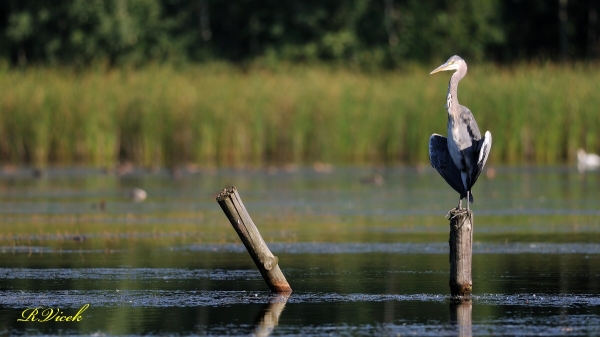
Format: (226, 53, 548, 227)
(0, 165, 599, 336)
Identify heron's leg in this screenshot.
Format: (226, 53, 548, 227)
(457, 197, 462, 210)
(466, 191, 470, 211)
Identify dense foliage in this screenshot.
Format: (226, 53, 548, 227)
(1, 0, 599, 67)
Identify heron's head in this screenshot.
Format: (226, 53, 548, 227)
(430, 55, 466, 75)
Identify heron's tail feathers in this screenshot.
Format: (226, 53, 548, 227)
(469, 191, 474, 203)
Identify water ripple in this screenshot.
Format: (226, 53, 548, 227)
(184, 242, 600, 254)
(1, 290, 599, 308)
(0, 268, 261, 281)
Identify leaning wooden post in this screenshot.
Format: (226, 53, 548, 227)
(448, 209, 473, 297)
(216, 186, 292, 294)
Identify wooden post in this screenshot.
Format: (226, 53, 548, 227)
(448, 209, 473, 297)
(216, 186, 292, 294)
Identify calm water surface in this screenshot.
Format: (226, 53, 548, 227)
(0, 165, 599, 336)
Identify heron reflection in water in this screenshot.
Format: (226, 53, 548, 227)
(428, 55, 492, 212)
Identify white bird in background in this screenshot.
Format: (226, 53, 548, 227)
(577, 149, 600, 172)
(129, 188, 147, 202)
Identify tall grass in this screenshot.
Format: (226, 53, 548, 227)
(0, 62, 599, 167)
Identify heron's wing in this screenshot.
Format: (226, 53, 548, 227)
(470, 131, 492, 187)
(429, 134, 467, 198)
(460, 106, 482, 140)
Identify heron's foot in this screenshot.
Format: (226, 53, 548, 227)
(446, 207, 468, 220)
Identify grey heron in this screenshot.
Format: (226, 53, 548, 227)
(428, 55, 492, 211)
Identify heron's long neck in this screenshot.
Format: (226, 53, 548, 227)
(445, 73, 461, 119)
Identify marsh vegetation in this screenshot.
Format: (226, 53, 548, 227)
(1, 63, 599, 167)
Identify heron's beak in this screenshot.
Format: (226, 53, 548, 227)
(430, 62, 457, 75)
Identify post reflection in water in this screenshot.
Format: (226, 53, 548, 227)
(252, 294, 289, 337)
(450, 299, 472, 337)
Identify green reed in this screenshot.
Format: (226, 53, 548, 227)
(0, 62, 599, 167)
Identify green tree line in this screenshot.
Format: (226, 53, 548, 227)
(1, 0, 599, 67)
